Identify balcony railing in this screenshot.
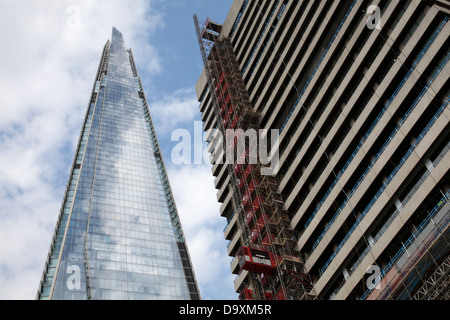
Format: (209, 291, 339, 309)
(303, 17, 448, 232)
(360, 190, 450, 300)
(321, 95, 450, 274)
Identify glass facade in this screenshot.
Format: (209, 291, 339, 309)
(37, 28, 200, 300)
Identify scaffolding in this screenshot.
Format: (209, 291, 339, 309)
(194, 15, 315, 300)
(362, 193, 450, 300)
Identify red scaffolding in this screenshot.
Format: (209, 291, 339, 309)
(194, 16, 315, 300)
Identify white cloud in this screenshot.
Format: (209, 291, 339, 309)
(153, 89, 238, 299)
(167, 164, 220, 231)
(167, 164, 237, 300)
(0, 0, 237, 301)
(0, 0, 163, 300)
(150, 88, 200, 134)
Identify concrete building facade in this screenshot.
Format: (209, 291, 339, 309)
(195, 0, 449, 299)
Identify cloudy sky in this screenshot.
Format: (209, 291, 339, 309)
(0, 0, 237, 300)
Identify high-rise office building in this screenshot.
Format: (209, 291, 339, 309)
(37, 27, 200, 300)
(195, 0, 449, 300)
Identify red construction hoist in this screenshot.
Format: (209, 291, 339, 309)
(194, 16, 316, 300)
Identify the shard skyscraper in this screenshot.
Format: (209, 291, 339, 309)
(37, 27, 200, 300)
